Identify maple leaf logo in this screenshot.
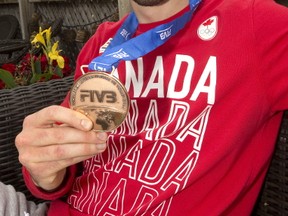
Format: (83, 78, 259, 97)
(197, 16, 218, 41)
(203, 19, 214, 27)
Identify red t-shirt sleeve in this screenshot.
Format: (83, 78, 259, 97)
(22, 165, 77, 200)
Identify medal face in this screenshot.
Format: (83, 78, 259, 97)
(70, 72, 130, 132)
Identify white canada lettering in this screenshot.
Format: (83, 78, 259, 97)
(68, 104, 212, 215)
(142, 100, 159, 140)
(161, 150, 199, 193)
(142, 56, 164, 97)
(138, 139, 176, 185)
(114, 139, 142, 180)
(155, 101, 189, 140)
(167, 54, 195, 98)
(177, 106, 211, 151)
(125, 54, 217, 104)
(97, 178, 126, 215)
(68, 53, 217, 215)
(127, 186, 159, 215)
(125, 58, 144, 97)
(191, 56, 217, 104)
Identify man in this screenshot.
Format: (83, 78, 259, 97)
(14, 0, 288, 215)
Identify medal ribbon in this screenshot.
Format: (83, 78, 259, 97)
(88, 0, 202, 72)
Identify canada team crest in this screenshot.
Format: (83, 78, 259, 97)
(197, 16, 218, 41)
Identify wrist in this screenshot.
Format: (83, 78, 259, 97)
(32, 169, 67, 192)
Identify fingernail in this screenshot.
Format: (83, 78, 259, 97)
(97, 132, 107, 141)
(97, 143, 106, 151)
(81, 119, 93, 130)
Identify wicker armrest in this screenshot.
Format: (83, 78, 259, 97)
(0, 76, 73, 202)
(0, 39, 31, 65)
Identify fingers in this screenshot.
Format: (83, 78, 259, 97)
(23, 105, 93, 131)
(16, 125, 108, 165)
(19, 142, 106, 164)
(17, 126, 107, 147)
(15, 105, 108, 191)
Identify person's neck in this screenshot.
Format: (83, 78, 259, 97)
(130, 0, 189, 24)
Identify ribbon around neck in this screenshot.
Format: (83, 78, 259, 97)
(88, 0, 202, 72)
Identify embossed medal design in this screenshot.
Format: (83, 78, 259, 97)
(70, 72, 130, 132)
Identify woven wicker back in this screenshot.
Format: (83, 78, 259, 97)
(0, 76, 73, 202)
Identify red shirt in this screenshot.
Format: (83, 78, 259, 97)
(23, 0, 288, 215)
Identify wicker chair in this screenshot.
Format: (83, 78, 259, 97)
(0, 75, 287, 215)
(0, 39, 31, 65)
(0, 76, 73, 203)
(0, 14, 30, 65)
(0, 15, 19, 40)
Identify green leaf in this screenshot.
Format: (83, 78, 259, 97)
(43, 73, 52, 81)
(34, 60, 42, 74)
(30, 73, 42, 84)
(54, 66, 63, 78)
(0, 69, 18, 89)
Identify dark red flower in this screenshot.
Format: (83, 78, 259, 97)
(1, 63, 16, 74)
(62, 56, 72, 76)
(39, 55, 48, 72)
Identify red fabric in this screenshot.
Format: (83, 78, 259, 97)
(48, 200, 70, 216)
(22, 0, 288, 215)
(23, 165, 77, 201)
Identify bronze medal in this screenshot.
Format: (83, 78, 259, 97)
(70, 71, 130, 132)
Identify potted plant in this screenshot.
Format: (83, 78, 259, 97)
(0, 27, 72, 89)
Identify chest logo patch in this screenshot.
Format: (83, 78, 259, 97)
(197, 16, 218, 41)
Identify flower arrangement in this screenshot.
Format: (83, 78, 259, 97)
(0, 27, 72, 89)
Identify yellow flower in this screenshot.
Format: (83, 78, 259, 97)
(48, 41, 65, 68)
(31, 27, 52, 48)
(31, 30, 46, 48)
(43, 27, 52, 47)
